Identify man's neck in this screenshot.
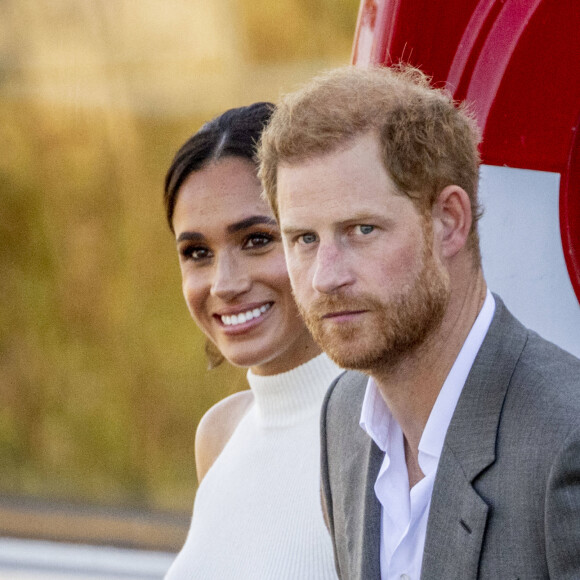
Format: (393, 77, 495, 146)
(371, 270, 487, 458)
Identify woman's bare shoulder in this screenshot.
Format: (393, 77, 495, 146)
(194, 390, 254, 484)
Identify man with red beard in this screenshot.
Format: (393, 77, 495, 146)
(258, 65, 580, 580)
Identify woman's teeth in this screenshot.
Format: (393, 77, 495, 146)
(221, 303, 271, 326)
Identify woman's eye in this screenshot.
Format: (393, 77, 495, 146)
(181, 246, 212, 261)
(298, 233, 318, 245)
(244, 233, 273, 249)
(355, 224, 375, 235)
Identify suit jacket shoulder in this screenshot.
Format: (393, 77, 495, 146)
(423, 295, 580, 579)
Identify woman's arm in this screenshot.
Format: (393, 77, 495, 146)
(194, 390, 254, 484)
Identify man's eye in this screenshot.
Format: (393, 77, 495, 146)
(298, 233, 318, 245)
(244, 233, 273, 249)
(355, 225, 375, 235)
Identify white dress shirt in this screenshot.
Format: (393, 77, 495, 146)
(359, 291, 495, 580)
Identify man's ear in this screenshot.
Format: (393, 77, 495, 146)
(431, 185, 472, 259)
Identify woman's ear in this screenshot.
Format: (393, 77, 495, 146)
(431, 185, 472, 259)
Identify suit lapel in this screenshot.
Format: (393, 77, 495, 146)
(422, 448, 490, 579)
(327, 371, 384, 580)
(422, 296, 528, 579)
(359, 439, 383, 580)
(341, 374, 384, 580)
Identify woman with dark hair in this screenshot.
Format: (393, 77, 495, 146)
(163, 103, 341, 579)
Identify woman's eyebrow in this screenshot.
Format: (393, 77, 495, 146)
(175, 216, 277, 243)
(176, 231, 204, 243)
(226, 215, 277, 234)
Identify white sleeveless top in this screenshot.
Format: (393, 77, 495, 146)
(164, 353, 342, 580)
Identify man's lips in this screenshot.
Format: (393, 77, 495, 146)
(321, 309, 367, 320)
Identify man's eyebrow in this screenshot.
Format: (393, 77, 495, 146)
(280, 224, 308, 236)
(281, 212, 385, 236)
(226, 215, 277, 234)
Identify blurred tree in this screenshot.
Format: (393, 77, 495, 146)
(0, 0, 359, 531)
(239, 0, 359, 62)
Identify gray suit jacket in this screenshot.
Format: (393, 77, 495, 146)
(320, 296, 580, 579)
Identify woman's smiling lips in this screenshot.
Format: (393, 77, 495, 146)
(215, 302, 273, 333)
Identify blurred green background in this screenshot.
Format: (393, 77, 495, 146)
(0, 0, 359, 534)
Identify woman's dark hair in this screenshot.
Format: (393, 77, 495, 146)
(164, 102, 275, 233)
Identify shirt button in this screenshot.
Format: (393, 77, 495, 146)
(400, 575, 411, 580)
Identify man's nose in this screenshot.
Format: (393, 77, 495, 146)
(210, 253, 251, 300)
(312, 242, 355, 294)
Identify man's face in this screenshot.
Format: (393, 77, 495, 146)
(277, 132, 450, 372)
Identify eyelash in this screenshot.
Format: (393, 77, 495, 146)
(297, 233, 318, 245)
(180, 232, 276, 263)
(354, 224, 375, 235)
(180, 245, 211, 261)
(243, 232, 275, 249)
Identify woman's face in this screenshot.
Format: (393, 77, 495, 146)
(172, 157, 320, 375)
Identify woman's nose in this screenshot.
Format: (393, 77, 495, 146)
(210, 252, 251, 300)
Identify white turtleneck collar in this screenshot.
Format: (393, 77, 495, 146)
(246, 353, 343, 428)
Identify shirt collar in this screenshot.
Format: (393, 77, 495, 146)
(359, 376, 391, 452)
(360, 290, 496, 473)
